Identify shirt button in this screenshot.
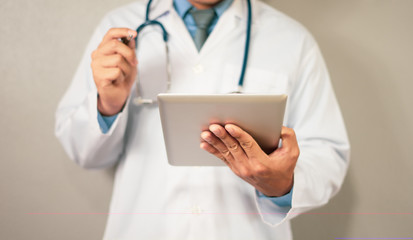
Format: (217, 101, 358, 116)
(193, 64, 204, 74)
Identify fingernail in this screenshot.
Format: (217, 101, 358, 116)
(201, 132, 210, 141)
(210, 125, 221, 135)
(225, 125, 234, 135)
(127, 31, 135, 38)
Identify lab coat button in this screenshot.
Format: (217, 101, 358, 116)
(193, 65, 204, 74)
(191, 205, 203, 215)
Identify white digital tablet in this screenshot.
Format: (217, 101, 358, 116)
(158, 94, 287, 166)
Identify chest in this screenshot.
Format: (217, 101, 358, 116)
(134, 10, 295, 97)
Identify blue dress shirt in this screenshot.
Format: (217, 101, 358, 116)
(173, 0, 233, 40)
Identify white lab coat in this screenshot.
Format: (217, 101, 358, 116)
(55, 0, 350, 239)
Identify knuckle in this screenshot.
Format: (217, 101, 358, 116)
(241, 141, 253, 150)
(282, 145, 291, 153)
(290, 130, 297, 138)
(219, 155, 227, 162)
(239, 169, 252, 179)
(254, 165, 266, 176)
(108, 68, 121, 80)
(91, 50, 97, 59)
(286, 127, 295, 136)
(228, 143, 238, 151)
(125, 48, 134, 57)
(114, 54, 123, 63)
(221, 149, 231, 157)
(221, 132, 229, 139)
(293, 148, 300, 159)
(108, 28, 117, 35)
(110, 39, 119, 49)
(114, 68, 122, 77)
(206, 137, 217, 145)
(217, 132, 227, 140)
(208, 147, 218, 155)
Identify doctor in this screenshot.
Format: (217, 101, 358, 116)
(56, 0, 350, 239)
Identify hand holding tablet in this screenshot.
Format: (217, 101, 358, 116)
(158, 94, 288, 166)
(200, 123, 298, 197)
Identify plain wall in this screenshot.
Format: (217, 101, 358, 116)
(1, 0, 412, 239)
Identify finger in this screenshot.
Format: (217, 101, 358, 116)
(96, 39, 137, 66)
(96, 54, 133, 77)
(94, 67, 123, 86)
(277, 127, 300, 159)
(279, 127, 299, 151)
(127, 37, 136, 49)
(200, 141, 230, 166)
(224, 124, 261, 159)
(199, 141, 241, 175)
(200, 130, 234, 162)
(209, 124, 247, 162)
(101, 28, 137, 46)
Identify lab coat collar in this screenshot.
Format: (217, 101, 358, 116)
(146, 0, 260, 56)
(146, 0, 173, 20)
(174, 0, 234, 19)
(225, 0, 260, 24)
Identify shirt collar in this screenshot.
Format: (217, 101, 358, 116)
(214, 0, 234, 17)
(173, 0, 234, 18)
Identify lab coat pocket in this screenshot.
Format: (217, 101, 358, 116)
(221, 64, 288, 94)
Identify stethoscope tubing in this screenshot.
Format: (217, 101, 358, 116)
(133, 0, 252, 104)
(238, 0, 252, 92)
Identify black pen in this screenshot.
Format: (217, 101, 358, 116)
(121, 33, 134, 45)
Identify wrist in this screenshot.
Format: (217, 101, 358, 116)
(260, 174, 294, 197)
(97, 96, 125, 116)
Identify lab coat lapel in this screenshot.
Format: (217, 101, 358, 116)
(147, 0, 172, 19)
(199, 8, 239, 55)
(165, 9, 200, 57)
(199, 0, 258, 56)
(151, 0, 199, 58)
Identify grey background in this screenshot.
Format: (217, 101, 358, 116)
(1, 0, 412, 239)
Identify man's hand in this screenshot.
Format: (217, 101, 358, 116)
(200, 124, 299, 197)
(91, 28, 138, 116)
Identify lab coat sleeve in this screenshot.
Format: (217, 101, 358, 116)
(256, 40, 350, 227)
(55, 17, 131, 169)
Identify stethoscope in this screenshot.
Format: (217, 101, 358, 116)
(132, 0, 252, 105)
